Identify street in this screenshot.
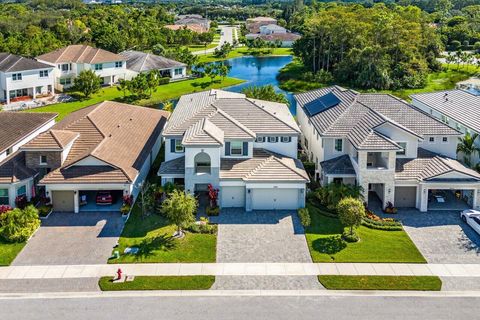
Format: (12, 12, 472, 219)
(192, 25, 237, 55)
(0, 293, 477, 320)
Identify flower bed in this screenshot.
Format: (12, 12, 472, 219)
(362, 212, 403, 231)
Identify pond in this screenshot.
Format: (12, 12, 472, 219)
(221, 55, 296, 114)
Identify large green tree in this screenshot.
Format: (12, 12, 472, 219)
(242, 85, 289, 105)
(457, 132, 480, 167)
(161, 190, 197, 238)
(73, 69, 101, 98)
(337, 197, 365, 238)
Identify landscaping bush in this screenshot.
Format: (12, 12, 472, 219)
(341, 230, 359, 243)
(37, 204, 52, 218)
(120, 204, 131, 215)
(15, 195, 27, 209)
(0, 205, 12, 215)
(298, 207, 311, 227)
(0, 205, 40, 242)
(206, 206, 220, 216)
(186, 217, 217, 234)
(158, 77, 170, 85)
(316, 183, 363, 212)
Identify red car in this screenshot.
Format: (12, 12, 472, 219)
(96, 191, 113, 205)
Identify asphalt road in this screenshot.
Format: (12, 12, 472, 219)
(193, 25, 236, 55)
(0, 294, 477, 320)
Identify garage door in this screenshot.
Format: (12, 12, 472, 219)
(221, 186, 245, 207)
(252, 188, 299, 210)
(395, 186, 416, 208)
(52, 191, 74, 212)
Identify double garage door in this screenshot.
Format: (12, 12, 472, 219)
(252, 188, 299, 210)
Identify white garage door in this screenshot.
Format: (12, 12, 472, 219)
(252, 188, 299, 210)
(221, 186, 245, 208)
(395, 186, 417, 208)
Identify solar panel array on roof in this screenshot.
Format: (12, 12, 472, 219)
(304, 92, 341, 117)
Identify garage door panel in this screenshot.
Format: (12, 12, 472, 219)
(52, 191, 74, 212)
(395, 186, 416, 208)
(252, 188, 299, 210)
(221, 186, 245, 208)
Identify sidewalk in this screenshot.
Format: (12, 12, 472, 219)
(1, 263, 480, 280)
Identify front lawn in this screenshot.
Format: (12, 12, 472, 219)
(318, 275, 442, 291)
(98, 276, 215, 291)
(0, 240, 26, 266)
(305, 204, 426, 263)
(110, 204, 216, 264)
(26, 76, 244, 122)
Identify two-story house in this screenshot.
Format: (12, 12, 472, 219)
(296, 86, 480, 212)
(36, 45, 127, 91)
(411, 89, 480, 166)
(0, 53, 55, 105)
(158, 89, 309, 211)
(0, 112, 57, 207)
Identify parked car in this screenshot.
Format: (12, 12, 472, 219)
(460, 209, 480, 235)
(96, 191, 113, 205)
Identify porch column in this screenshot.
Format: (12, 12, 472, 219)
(170, 69, 175, 79)
(473, 189, 479, 210)
(6, 87, 10, 105)
(419, 185, 428, 212)
(32, 86, 36, 99)
(74, 190, 79, 213)
(8, 184, 15, 207)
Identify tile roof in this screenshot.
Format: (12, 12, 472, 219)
(163, 90, 299, 138)
(33, 101, 169, 184)
(320, 155, 356, 175)
(36, 45, 125, 64)
(411, 90, 480, 133)
(395, 148, 480, 181)
(0, 152, 37, 183)
(40, 166, 130, 184)
(164, 24, 208, 33)
(0, 53, 53, 72)
(254, 33, 301, 42)
(20, 130, 79, 150)
(0, 112, 57, 153)
(182, 118, 224, 146)
(295, 86, 460, 151)
(119, 50, 186, 73)
(158, 156, 185, 176)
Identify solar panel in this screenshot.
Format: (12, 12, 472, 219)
(304, 92, 341, 117)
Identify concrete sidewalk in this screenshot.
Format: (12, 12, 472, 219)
(1, 263, 480, 280)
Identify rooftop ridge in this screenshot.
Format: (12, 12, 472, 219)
(246, 98, 300, 133)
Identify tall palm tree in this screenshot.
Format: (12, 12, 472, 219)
(457, 132, 480, 167)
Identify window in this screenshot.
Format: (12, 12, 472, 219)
(59, 78, 72, 85)
(174, 68, 183, 76)
(174, 140, 184, 153)
(397, 142, 407, 156)
(60, 64, 70, 72)
(441, 115, 449, 124)
(115, 61, 123, 68)
(40, 155, 47, 165)
(39, 70, 49, 78)
(0, 189, 8, 205)
(16, 185, 26, 197)
(442, 137, 448, 143)
(268, 136, 278, 143)
(255, 136, 265, 143)
(429, 137, 435, 143)
(333, 178, 343, 184)
(281, 136, 292, 143)
(12, 73, 22, 81)
(230, 141, 243, 155)
(334, 139, 343, 152)
(94, 64, 103, 71)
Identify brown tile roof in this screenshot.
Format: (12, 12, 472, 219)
(164, 24, 208, 33)
(21, 130, 79, 150)
(256, 33, 301, 42)
(0, 152, 37, 183)
(36, 45, 125, 64)
(36, 101, 169, 185)
(0, 112, 57, 154)
(39, 166, 130, 184)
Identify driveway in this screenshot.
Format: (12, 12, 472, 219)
(13, 212, 124, 266)
(394, 209, 480, 263)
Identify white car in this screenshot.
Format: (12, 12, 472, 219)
(460, 209, 480, 235)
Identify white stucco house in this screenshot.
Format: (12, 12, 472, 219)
(0, 53, 55, 105)
(15, 101, 168, 213)
(0, 112, 57, 207)
(296, 86, 480, 212)
(119, 50, 187, 81)
(411, 89, 480, 165)
(36, 45, 127, 91)
(158, 89, 309, 211)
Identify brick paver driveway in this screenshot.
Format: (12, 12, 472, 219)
(394, 209, 480, 263)
(13, 212, 124, 266)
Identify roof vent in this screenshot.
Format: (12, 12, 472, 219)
(444, 93, 448, 102)
(130, 118, 133, 121)
(117, 124, 120, 128)
(109, 134, 112, 137)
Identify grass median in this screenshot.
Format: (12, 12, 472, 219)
(318, 275, 442, 291)
(99, 276, 215, 291)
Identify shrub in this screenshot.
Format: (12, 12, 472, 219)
(298, 208, 311, 227)
(15, 195, 27, 209)
(120, 204, 131, 215)
(0, 205, 12, 215)
(186, 217, 217, 234)
(474, 42, 480, 53)
(37, 204, 52, 218)
(341, 230, 359, 243)
(158, 77, 170, 85)
(206, 206, 220, 216)
(450, 40, 461, 50)
(316, 183, 363, 212)
(0, 205, 40, 242)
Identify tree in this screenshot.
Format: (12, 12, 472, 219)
(146, 70, 160, 97)
(162, 101, 174, 112)
(457, 132, 480, 167)
(161, 190, 197, 238)
(117, 79, 129, 98)
(337, 197, 365, 238)
(128, 73, 150, 98)
(138, 181, 155, 219)
(73, 70, 101, 98)
(242, 85, 289, 105)
(217, 63, 230, 80)
(204, 63, 218, 83)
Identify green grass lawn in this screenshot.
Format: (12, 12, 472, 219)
(318, 275, 442, 291)
(110, 204, 216, 264)
(0, 240, 26, 266)
(98, 276, 215, 291)
(305, 204, 426, 263)
(186, 43, 219, 52)
(26, 76, 244, 122)
(198, 47, 293, 63)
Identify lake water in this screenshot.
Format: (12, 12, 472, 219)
(221, 55, 296, 114)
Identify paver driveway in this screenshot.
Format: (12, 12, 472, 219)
(394, 209, 480, 263)
(13, 212, 124, 266)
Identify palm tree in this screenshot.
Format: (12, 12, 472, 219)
(457, 132, 480, 167)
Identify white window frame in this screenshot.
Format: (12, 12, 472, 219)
(396, 142, 407, 156)
(16, 185, 26, 197)
(174, 68, 183, 75)
(268, 136, 278, 143)
(255, 136, 265, 143)
(115, 61, 123, 68)
(94, 63, 103, 71)
(174, 140, 184, 153)
(429, 137, 435, 143)
(442, 137, 448, 143)
(334, 139, 343, 152)
(39, 155, 47, 165)
(39, 70, 49, 78)
(12, 73, 22, 81)
(59, 78, 72, 85)
(0, 188, 9, 205)
(281, 136, 291, 143)
(230, 141, 243, 156)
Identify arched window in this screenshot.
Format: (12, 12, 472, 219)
(194, 152, 211, 174)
